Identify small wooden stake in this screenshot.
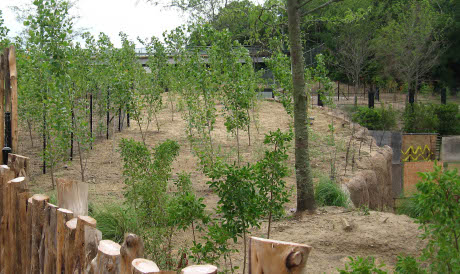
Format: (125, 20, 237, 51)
(121, 233, 145, 273)
(249, 237, 312, 274)
(30, 194, 50, 274)
(56, 208, 73, 274)
(132, 258, 160, 274)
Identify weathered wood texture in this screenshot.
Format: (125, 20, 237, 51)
(91, 239, 122, 274)
(249, 237, 312, 274)
(65, 218, 77, 274)
(0, 164, 15, 274)
(181, 265, 218, 274)
(121, 233, 145, 274)
(74, 215, 97, 272)
(57, 178, 88, 216)
(0, 52, 5, 165)
(9, 45, 18, 153)
(8, 153, 30, 177)
(30, 194, 50, 274)
(132, 258, 160, 274)
(56, 208, 74, 274)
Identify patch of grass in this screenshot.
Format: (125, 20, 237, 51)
(92, 203, 140, 243)
(396, 196, 423, 219)
(314, 177, 348, 207)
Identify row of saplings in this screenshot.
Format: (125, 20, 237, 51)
(90, 127, 460, 273)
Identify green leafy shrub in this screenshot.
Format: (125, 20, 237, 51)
(352, 104, 397, 130)
(338, 256, 386, 273)
(119, 138, 208, 270)
(402, 102, 460, 134)
(254, 129, 292, 238)
(434, 103, 460, 135)
(314, 177, 348, 207)
(395, 255, 426, 274)
(412, 165, 460, 273)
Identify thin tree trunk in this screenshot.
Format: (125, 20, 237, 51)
(236, 126, 240, 166)
(247, 109, 251, 146)
(287, 0, 315, 212)
(77, 141, 85, 182)
(27, 120, 34, 148)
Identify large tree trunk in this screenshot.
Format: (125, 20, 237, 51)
(287, 0, 316, 212)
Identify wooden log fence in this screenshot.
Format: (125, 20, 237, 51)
(0, 153, 313, 273)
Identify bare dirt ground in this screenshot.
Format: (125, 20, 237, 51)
(17, 94, 423, 273)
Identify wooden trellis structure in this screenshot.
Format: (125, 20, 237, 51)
(0, 45, 19, 165)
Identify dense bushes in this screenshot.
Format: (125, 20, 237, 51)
(352, 104, 398, 130)
(403, 102, 460, 134)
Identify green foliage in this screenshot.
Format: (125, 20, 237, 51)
(359, 204, 370, 216)
(403, 103, 438, 133)
(403, 102, 460, 134)
(412, 165, 460, 273)
(434, 103, 460, 135)
(396, 196, 423, 219)
(395, 255, 426, 274)
(314, 177, 348, 207)
(119, 138, 180, 225)
(92, 204, 139, 243)
(352, 104, 397, 131)
(254, 129, 292, 237)
(338, 256, 387, 274)
(119, 139, 209, 270)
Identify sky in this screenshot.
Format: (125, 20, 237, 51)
(0, 0, 189, 47)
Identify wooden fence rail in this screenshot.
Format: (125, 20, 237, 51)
(0, 153, 312, 273)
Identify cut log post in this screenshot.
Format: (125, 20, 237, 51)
(30, 194, 50, 274)
(132, 258, 160, 274)
(74, 215, 97, 272)
(5, 177, 28, 273)
(56, 208, 73, 274)
(84, 227, 103, 273)
(249, 237, 312, 274)
(8, 46, 18, 153)
(91, 239, 122, 274)
(0, 165, 14, 271)
(120, 233, 145, 274)
(18, 190, 31, 272)
(8, 153, 30, 178)
(0, 53, 5, 165)
(26, 197, 33, 274)
(181, 265, 218, 274)
(56, 178, 88, 216)
(43, 203, 59, 274)
(64, 218, 77, 274)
